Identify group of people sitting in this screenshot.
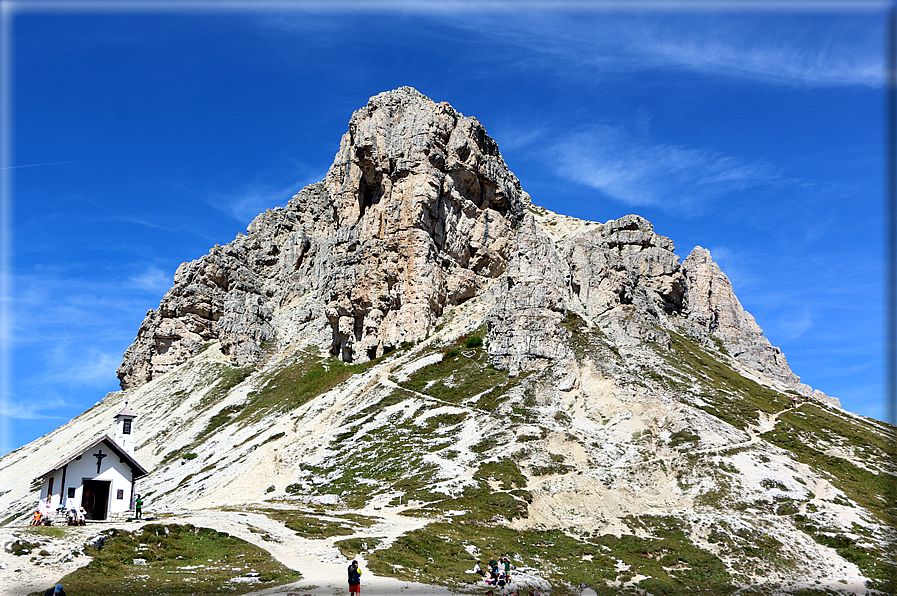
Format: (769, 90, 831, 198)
(65, 507, 87, 525)
(474, 556, 514, 589)
(30, 507, 86, 526)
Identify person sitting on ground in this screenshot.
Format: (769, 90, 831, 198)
(474, 561, 484, 577)
(44, 584, 66, 596)
(31, 511, 41, 526)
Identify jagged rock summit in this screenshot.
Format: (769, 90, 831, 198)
(6, 88, 891, 596)
(117, 87, 531, 389)
(116, 87, 826, 406)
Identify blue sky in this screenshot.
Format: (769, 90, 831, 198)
(0, 1, 892, 454)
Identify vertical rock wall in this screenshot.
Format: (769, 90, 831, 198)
(117, 87, 530, 389)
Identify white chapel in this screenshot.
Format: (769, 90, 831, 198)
(34, 402, 149, 521)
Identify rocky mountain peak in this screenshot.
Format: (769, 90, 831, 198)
(116, 87, 829, 407)
(117, 87, 530, 389)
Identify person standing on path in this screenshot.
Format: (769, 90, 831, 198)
(348, 559, 362, 594)
(135, 494, 143, 520)
(502, 556, 511, 582)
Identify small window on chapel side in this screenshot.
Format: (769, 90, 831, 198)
(117, 489, 124, 500)
(123, 419, 131, 434)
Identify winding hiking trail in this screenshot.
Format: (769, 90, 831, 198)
(167, 503, 463, 596)
(0, 500, 466, 596)
(610, 401, 809, 472)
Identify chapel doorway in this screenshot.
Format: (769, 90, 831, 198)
(81, 480, 110, 520)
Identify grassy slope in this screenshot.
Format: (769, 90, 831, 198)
(117, 315, 896, 595)
(47, 524, 301, 596)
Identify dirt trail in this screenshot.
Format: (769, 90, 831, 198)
(0, 501, 470, 596)
(168, 504, 462, 596)
(609, 402, 807, 472)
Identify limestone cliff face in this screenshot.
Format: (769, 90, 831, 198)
(486, 213, 686, 373)
(118, 87, 529, 389)
(119, 87, 825, 408)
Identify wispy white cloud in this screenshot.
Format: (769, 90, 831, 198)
(42, 347, 122, 386)
(212, 171, 328, 224)
(0, 401, 67, 421)
(127, 265, 172, 294)
(776, 304, 814, 342)
(550, 124, 783, 213)
(449, 11, 883, 88)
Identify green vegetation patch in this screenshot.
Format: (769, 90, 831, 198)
(200, 364, 255, 409)
(475, 457, 527, 490)
(563, 311, 622, 362)
(334, 536, 387, 559)
(368, 516, 733, 594)
(792, 514, 896, 593)
(54, 524, 300, 596)
(705, 520, 791, 574)
(659, 330, 790, 430)
(402, 460, 530, 522)
(668, 429, 701, 448)
(294, 388, 465, 508)
(8, 538, 40, 556)
(253, 508, 376, 538)
(399, 334, 508, 408)
(240, 352, 374, 425)
(762, 417, 895, 526)
(531, 453, 574, 477)
(22, 525, 67, 539)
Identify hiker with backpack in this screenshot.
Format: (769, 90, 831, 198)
(348, 559, 362, 593)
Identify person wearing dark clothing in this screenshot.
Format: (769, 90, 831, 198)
(44, 585, 66, 596)
(348, 559, 362, 593)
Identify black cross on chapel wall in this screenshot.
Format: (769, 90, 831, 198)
(93, 449, 107, 473)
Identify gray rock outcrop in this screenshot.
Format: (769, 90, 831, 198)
(681, 245, 794, 382)
(486, 215, 572, 373)
(565, 214, 685, 319)
(681, 246, 838, 406)
(118, 87, 530, 389)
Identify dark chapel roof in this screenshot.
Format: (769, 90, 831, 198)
(34, 434, 148, 482)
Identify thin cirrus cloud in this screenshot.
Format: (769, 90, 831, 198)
(212, 172, 329, 225)
(460, 12, 883, 89)
(127, 265, 173, 295)
(550, 125, 783, 213)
